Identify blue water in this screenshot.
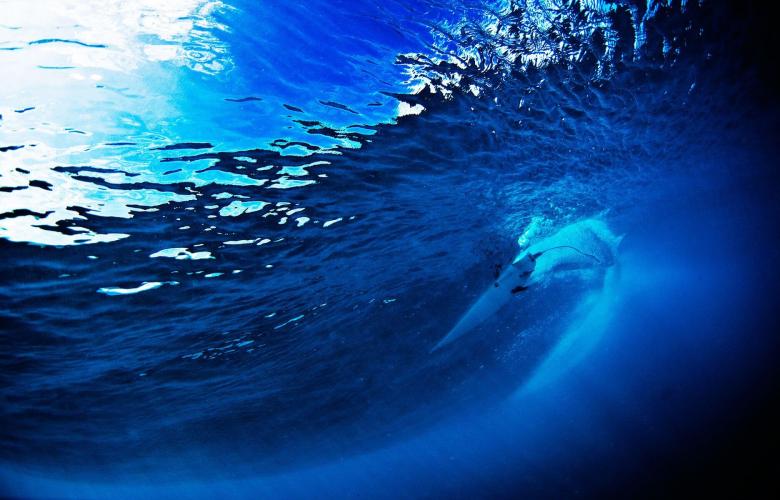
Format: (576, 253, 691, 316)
(2, 1, 779, 497)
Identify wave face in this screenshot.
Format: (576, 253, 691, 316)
(1, 0, 779, 495)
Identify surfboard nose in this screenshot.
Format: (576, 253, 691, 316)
(432, 267, 524, 351)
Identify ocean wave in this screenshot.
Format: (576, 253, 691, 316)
(1, 0, 778, 483)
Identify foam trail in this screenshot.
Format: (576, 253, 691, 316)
(518, 263, 622, 395)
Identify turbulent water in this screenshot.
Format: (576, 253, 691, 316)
(1, 1, 779, 497)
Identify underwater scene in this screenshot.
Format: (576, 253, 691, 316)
(1, 0, 779, 497)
